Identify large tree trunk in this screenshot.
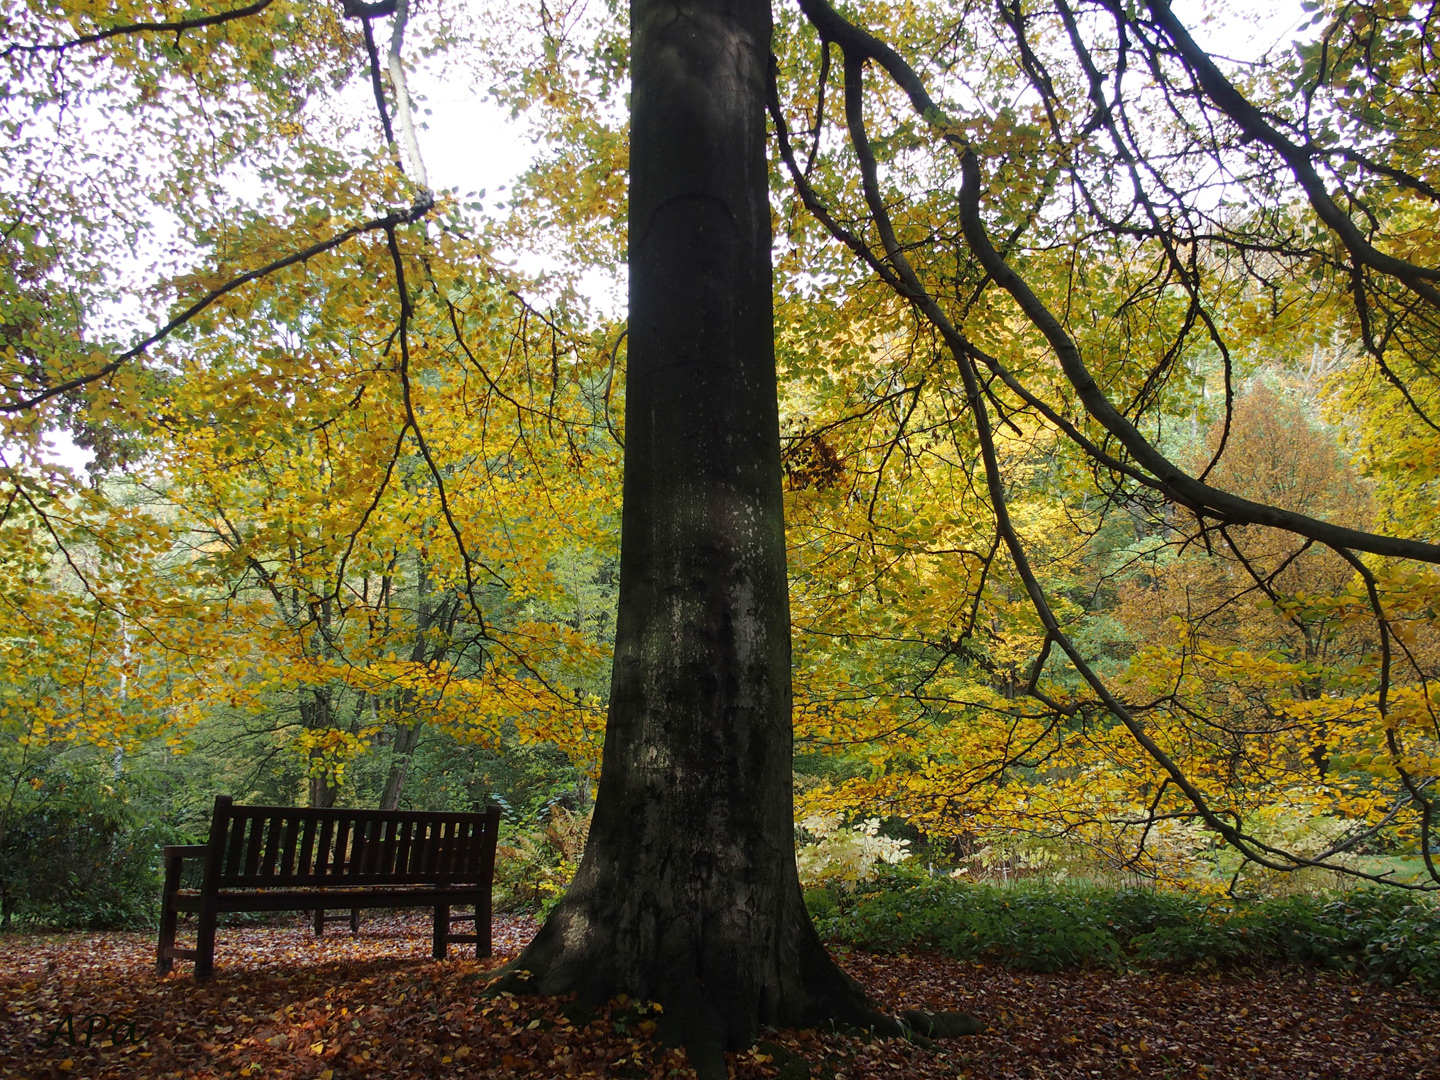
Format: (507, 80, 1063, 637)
(495, 0, 889, 1073)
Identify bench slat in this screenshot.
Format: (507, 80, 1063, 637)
(277, 816, 297, 878)
(216, 870, 489, 888)
(444, 819, 462, 873)
(203, 801, 501, 824)
(445, 820, 462, 873)
(442, 819, 461, 876)
(424, 821, 442, 876)
(362, 817, 384, 876)
(347, 817, 366, 877)
(331, 818, 352, 879)
(314, 818, 335, 879)
(209, 815, 499, 886)
(192, 885, 485, 910)
(381, 819, 399, 877)
(410, 821, 431, 877)
(296, 816, 317, 879)
(455, 818, 477, 874)
(241, 817, 264, 881)
(260, 813, 282, 877)
(386, 818, 403, 876)
(222, 814, 245, 877)
(395, 820, 414, 876)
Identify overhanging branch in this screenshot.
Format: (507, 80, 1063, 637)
(2, 197, 434, 414)
(790, 0, 1440, 888)
(2, 0, 274, 56)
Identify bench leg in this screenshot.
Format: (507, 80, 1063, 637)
(195, 900, 219, 981)
(432, 904, 449, 960)
(156, 905, 178, 974)
(478, 889, 492, 960)
(313, 908, 325, 938)
(156, 858, 183, 974)
(350, 908, 360, 935)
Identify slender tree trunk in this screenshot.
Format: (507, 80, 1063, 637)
(496, 1, 888, 1072)
(380, 719, 421, 810)
(307, 769, 337, 809)
(302, 689, 339, 809)
(380, 573, 453, 810)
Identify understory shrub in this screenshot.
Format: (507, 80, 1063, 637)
(807, 873, 1440, 993)
(795, 815, 911, 891)
(492, 806, 590, 917)
(0, 776, 178, 931)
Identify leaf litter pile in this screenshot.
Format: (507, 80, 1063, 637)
(1, 914, 1434, 1079)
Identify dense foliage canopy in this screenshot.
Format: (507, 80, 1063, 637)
(2, 0, 1440, 934)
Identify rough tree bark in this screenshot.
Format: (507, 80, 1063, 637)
(494, 0, 896, 1072)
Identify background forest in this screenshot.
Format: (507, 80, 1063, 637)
(2, 0, 1439, 946)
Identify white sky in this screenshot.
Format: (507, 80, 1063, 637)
(1177, 0, 1307, 61)
(418, 87, 533, 202)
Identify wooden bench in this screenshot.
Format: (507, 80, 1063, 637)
(157, 795, 501, 979)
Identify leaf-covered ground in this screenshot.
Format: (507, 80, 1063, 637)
(1, 914, 1434, 1079)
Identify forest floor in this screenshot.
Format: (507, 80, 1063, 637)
(0, 913, 1434, 1080)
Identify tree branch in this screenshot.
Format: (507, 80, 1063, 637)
(339, 0, 397, 17)
(2, 197, 433, 414)
(3, 0, 274, 56)
(792, 0, 1440, 887)
(1142, 0, 1440, 302)
(955, 150, 1440, 565)
(386, 0, 430, 191)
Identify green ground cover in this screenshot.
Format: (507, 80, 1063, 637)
(805, 870, 1440, 995)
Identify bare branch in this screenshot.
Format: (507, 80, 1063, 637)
(386, 0, 430, 191)
(2, 0, 273, 56)
(1142, 0, 1440, 303)
(339, 0, 397, 18)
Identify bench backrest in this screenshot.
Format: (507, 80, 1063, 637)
(201, 795, 500, 889)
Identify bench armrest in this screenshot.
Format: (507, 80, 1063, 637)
(161, 844, 210, 896)
(163, 845, 210, 860)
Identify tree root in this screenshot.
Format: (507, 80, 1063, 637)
(487, 955, 982, 1080)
